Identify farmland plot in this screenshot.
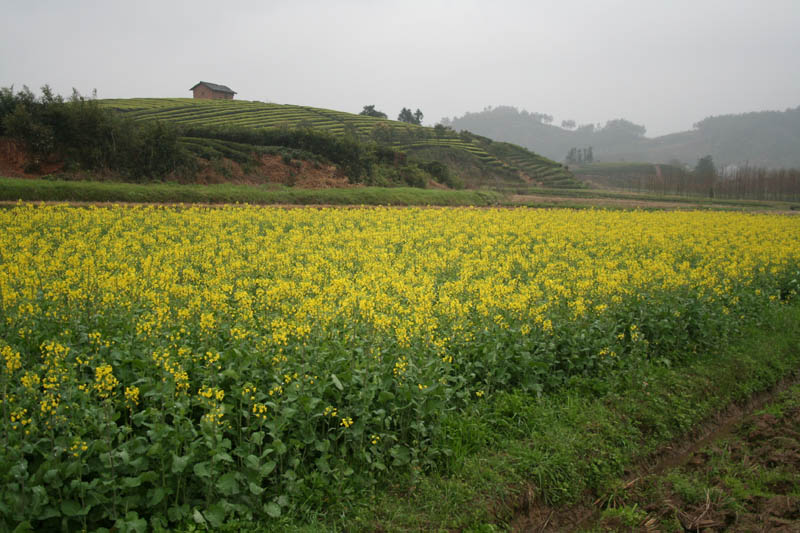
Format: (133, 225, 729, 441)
(1, 205, 799, 530)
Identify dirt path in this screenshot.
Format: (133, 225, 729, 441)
(510, 193, 703, 210)
(510, 193, 798, 213)
(511, 373, 800, 532)
(599, 383, 800, 532)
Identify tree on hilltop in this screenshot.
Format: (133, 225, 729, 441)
(398, 107, 423, 125)
(599, 119, 646, 139)
(359, 105, 387, 119)
(433, 123, 451, 138)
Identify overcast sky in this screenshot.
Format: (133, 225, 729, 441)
(2, 0, 799, 137)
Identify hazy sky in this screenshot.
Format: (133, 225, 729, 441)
(2, 0, 799, 136)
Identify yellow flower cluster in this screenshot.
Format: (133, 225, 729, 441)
(202, 406, 225, 426)
(152, 350, 190, 395)
(198, 385, 225, 404)
(93, 364, 119, 400)
(2, 344, 22, 374)
(242, 384, 257, 401)
(204, 350, 221, 369)
(70, 438, 88, 457)
(393, 356, 409, 379)
(198, 386, 226, 426)
(88, 331, 111, 349)
(20, 371, 40, 390)
(252, 402, 268, 421)
(40, 395, 59, 417)
(9, 407, 30, 432)
(124, 386, 140, 407)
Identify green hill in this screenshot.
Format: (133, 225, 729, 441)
(100, 98, 581, 189)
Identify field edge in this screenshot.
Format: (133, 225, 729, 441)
(0, 176, 502, 207)
(255, 302, 800, 532)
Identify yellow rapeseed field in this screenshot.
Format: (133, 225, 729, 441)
(0, 204, 798, 528)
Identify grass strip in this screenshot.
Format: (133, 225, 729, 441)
(0, 177, 502, 207)
(251, 303, 800, 532)
(503, 186, 800, 210)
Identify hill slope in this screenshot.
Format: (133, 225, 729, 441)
(100, 98, 581, 189)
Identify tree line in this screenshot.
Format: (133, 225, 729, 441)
(359, 105, 423, 125)
(0, 86, 450, 188)
(565, 147, 593, 165)
(1, 85, 190, 179)
(715, 165, 800, 202)
(588, 155, 800, 202)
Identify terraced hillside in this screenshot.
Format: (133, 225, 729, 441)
(101, 98, 581, 188)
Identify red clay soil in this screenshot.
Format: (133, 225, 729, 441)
(0, 138, 64, 177)
(191, 154, 352, 188)
(0, 138, 353, 188)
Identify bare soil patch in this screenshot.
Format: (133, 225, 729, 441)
(192, 154, 351, 188)
(0, 138, 64, 177)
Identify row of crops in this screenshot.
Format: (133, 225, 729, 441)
(2, 205, 799, 529)
(178, 137, 320, 166)
(100, 98, 582, 188)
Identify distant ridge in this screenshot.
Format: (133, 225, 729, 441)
(443, 105, 800, 168)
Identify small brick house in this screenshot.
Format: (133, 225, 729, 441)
(190, 82, 236, 100)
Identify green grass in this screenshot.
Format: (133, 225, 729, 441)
(6, 176, 796, 213)
(0, 177, 502, 206)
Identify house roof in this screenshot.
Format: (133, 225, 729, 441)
(189, 81, 237, 94)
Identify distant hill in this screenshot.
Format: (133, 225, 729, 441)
(100, 98, 581, 189)
(443, 105, 800, 169)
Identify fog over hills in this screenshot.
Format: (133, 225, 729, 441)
(3, 1, 800, 142)
(442, 105, 800, 169)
